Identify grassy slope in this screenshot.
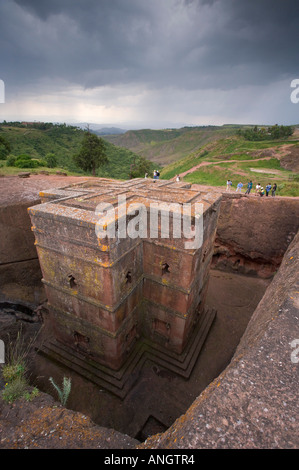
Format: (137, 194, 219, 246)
(103, 126, 238, 165)
(160, 136, 299, 197)
(1, 123, 298, 196)
(0, 125, 154, 180)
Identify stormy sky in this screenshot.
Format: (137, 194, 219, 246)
(0, 0, 298, 128)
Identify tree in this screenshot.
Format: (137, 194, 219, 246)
(73, 130, 108, 176)
(268, 124, 294, 139)
(130, 155, 153, 178)
(237, 124, 294, 141)
(0, 135, 11, 159)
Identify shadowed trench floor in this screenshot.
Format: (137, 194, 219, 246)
(27, 269, 271, 441)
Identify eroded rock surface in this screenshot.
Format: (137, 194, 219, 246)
(140, 231, 299, 449)
(213, 194, 299, 278)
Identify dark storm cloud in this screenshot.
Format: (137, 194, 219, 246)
(0, 0, 298, 126)
(2, 0, 176, 90)
(1, 0, 298, 93)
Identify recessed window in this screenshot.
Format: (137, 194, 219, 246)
(126, 271, 132, 284)
(162, 263, 170, 275)
(68, 275, 77, 288)
(74, 331, 89, 344)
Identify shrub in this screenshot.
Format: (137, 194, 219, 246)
(14, 154, 42, 168)
(2, 362, 26, 383)
(6, 155, 17, 166)
(1, 329, 39, 404)
(2, 377, 28, 403)
(14, 159, 39, 168)
(45, 153, 58, 168)
(2, 379, 39, 404)
(17, 153, 32, 160)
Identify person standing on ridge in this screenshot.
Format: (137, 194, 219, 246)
(236, 181, 243, 192)
(245, 180, 253, 195)
(226, 179, 232, 191)
(255, 182, 261, 195)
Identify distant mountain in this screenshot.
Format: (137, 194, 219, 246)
(74, 123, 127, 135)
(103, 125, 241, 166)
(93, 127, 127, 136)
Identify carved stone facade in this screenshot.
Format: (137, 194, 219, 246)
(29, 178, 221, 396)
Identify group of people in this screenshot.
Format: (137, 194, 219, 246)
(226, 179, 277, 197)
(145, 170, 181, 182)
(145, 170, 160, 180)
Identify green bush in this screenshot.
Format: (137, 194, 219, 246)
(1, 330, 39, 404)
(2, 379, 39, 404)
(17, 154, 32, 160)
(2, 377, 28, 403)
(14, 158, 40, 168)
(2, 362, 26, 383)
(15, 159, 32, 168)
(45, 153, 58, 168)
(6, 155, 17, 166)
(12, 154, 44, 168)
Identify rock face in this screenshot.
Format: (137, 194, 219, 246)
(140, 230, 299, 449)
(0, 392, 139, 449)
(213, 193, 299, 278)
(0, 175, 86, 300)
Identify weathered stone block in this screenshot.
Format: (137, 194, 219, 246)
(28, 178, 221, 372)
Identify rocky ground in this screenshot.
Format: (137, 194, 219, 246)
(0, 173, 85, 207)
(0, 391, 138, 449)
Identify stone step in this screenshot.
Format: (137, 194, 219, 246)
(37, 308, 216, 399)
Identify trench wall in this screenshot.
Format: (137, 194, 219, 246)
(0, 200, 42, 289)
(212, 193, 299, 278)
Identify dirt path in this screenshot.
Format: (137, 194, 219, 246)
(175, 142, 296, 179)
(176, 156, 273, 179)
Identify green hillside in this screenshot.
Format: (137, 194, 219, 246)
(0, 122, 155, 180)
(1, 121, 298, 195)
(160, 133, 299, 197)
(103, 125, 240, 166)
